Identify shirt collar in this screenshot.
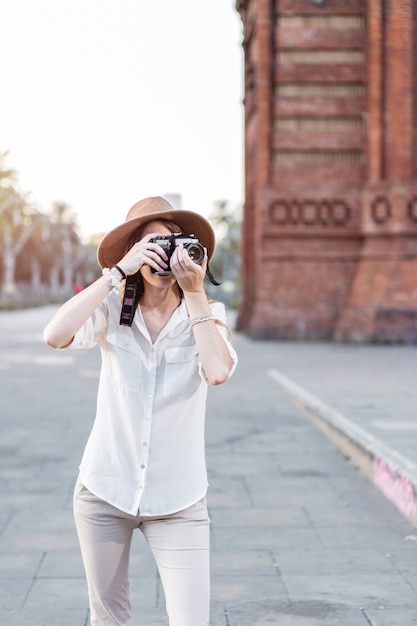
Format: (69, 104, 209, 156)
(134, 299, 189, 345)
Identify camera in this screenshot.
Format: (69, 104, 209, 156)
(119, 233, 219, 327)
(149, 234, 205, 275)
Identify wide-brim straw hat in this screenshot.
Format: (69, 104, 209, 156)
(97, 196, 216, 269)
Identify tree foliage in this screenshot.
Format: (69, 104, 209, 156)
(206, 199, 242, 307)
(0, 153, 99, 305)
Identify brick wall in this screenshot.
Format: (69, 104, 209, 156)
(236, 0, 417, 342)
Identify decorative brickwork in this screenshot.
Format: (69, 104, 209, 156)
(236, 0, 417, 342)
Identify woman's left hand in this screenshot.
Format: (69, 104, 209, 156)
(169, 244, 207, 292)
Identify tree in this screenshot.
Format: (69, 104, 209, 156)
(42, 201, 80, 296)
(206, 200, 242, 306)
(0, 194, 52, 299)
(0, 152, 99, 305)
(0, 154, 34, 298)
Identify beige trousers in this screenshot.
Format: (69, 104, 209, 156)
(73, 479, 210, 626)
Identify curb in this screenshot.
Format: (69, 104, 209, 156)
(268, 368, 417, 528)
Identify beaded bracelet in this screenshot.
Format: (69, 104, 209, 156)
(190, 315, 216, 327)
(102, 267, 122, 290)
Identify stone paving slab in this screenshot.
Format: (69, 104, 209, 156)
(211, 600, 374, 626)
(362, 607, 417, 625)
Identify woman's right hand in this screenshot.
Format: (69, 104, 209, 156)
(43, 232, 170, 348)
(116, 233, 169, 276)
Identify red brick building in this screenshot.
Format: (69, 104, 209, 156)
(235, 0, 417, 341)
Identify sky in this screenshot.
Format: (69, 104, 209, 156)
(0, 0, 244, 240)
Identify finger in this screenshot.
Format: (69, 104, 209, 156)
(170, 247, 190, 277)
(125, 243, 168, 271)
(179, 245, 193, 268)
(147, 259, 170, 273)
(140, 234, 169, 261)
(129, 241, 168, 266)
(174, 245, 203, 276)
(170, 244, 185, 270)
(145, 251, 169, 270)
(147, 244, 169, 263)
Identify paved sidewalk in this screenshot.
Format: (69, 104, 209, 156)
(267, 339, 417, 527)
(0, 306, 417, 625)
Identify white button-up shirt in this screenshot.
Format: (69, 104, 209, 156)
(68, 290, 237, 516)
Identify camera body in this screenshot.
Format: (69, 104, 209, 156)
(149, 233, 205, 275)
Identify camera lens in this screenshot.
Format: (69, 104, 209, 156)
(184, 243, 205, 265)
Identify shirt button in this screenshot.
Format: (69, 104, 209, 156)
(147, 394, 153, 399)
(141, 464, 146, 469)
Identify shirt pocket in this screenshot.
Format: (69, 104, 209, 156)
(163, 345, 201, 397)
(104, 332, 143, 392)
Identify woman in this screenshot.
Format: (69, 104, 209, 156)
(43, 196, 237, 626)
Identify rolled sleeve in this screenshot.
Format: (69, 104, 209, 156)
(68, 305, 107, 350)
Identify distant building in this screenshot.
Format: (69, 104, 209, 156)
(236, 0, 417, 342)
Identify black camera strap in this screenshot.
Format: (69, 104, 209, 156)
(119, 272, 141, 327)
(206, 262, 221, 286)
(119, 264, 221, 327)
